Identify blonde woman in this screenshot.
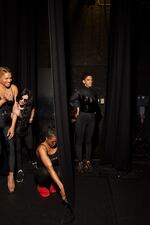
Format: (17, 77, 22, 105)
(0, 67, 18, 192)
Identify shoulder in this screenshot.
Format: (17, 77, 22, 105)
(11, 84, 18, 96)
(37, 143, 47, 153)
(75, 88, 83, 96)
(11, 84, 18, 91)
(36, 143, 49, 160)
(11, 84, 18, 98)
(70, 88, 80, 100)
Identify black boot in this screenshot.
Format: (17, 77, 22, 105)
(77, 161, 84, 173)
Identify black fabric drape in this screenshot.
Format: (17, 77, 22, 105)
(0, 0, 37, 175)
(0, 0, 37, 101)
(48, 0, 74, 207)
(101, 0, 135, 171)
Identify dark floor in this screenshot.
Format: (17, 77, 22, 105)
(1, 154, 150, 225)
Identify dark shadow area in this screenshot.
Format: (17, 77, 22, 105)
(1, 0, 150, 225)
(1, 158, 150, 225)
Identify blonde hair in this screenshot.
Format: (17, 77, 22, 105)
(0, 67, 12, 78)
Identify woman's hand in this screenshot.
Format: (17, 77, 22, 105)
(60, 187, 68, 203)
(29, 118, 33, 123)
(75, 107, 80, 118)
(7, 127, 15, 139)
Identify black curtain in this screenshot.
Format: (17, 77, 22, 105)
(0, 0, 74, 207)
(48, 0, 74, 207)
(0, 0, 37, 100)
(0, 0, 37, 174)
(101, 0, 136, 171)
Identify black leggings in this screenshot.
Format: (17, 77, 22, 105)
(15, 126, 35, 170)
(75, 112, 96, 161)
(0, 126, 15, 172)
(34, 166, 59, 189)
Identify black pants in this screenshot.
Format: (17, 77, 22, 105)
(15, 126, 35, 171)
(34, 166, 59, 189)
(75, 112, 96, 161)
(0, 126, 15, 173)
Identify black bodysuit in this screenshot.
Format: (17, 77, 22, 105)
(0, 101, 15, 173)
(0, 101, 13, 128)
(35, 145, 59, 188)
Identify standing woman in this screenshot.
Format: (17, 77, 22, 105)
(12, 88, 36, 183)
(70, 72, 101, 172)
(0, 66, 18, 192)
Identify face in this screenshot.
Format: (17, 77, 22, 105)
(46, 135, 57, 148)
(82, 75, 93, 88)
(0, 72, 12, 88)
(19, 94, 29, 106)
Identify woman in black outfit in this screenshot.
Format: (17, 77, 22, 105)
(13, 88, 36, 183)
(0, 66, 18, 192)
(70, 72, 101, 172)
(35, 127, 67, 202)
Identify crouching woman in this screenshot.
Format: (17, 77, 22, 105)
(35, 127, 67, 202)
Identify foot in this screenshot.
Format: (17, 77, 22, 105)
(77, 161, 84, 173)
(50, 184, 57, 193)
(84, 160, 93, 172)
(16, 170, 24, 183)
(32, 161, 38, 169)
(8, 173, 15, 193)
(37, 185, 51, 197)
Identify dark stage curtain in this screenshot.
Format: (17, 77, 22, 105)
(101, 0, 135, 171)
(0, 0, 37, 174)
(48, 0, 74, 208)
(0, 0, 37, 100)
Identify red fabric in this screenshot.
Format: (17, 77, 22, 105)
(37, 185, 51, 197)
(50, 184, 57, 193)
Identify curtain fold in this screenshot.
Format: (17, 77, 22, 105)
(101, 0, 135, 171)
(48, 0, 74, 207)
(0, 0, 37, 100)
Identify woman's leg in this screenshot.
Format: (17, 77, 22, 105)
(35, 167, 52, 197)
(35, 167, 52, 188)
(3, 127, 15, 192)
(75, 113, 87, 161)
(84, 114, 96, 171)
(24, 126, 36, 164)
(15, 136, 22, 171)
(15, 136, 24, 183)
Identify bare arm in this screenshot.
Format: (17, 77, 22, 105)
(11, 84, 18, 102)
(7, 108, 18, 139)
(75, 106, 80, 118)
(29, 108, 35, 123)
(38, 147, 67, 202)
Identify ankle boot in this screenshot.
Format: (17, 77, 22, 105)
(77, 161, 84, 173)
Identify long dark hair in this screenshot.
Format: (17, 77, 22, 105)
(17, 88, 34, 128)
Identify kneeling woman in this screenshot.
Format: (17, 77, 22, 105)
(35, 127, 67, 202)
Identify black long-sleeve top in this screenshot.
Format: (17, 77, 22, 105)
(70, 86, 100, 113)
